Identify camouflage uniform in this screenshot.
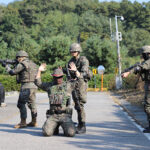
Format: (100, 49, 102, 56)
(128, 46, 150, 132)
(0, 83, 5, 107)
(6, 51, 38, 128)
(35, 69, 75, 137)
(66, 43, 89, 134)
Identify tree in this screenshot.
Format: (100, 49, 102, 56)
(38, 35, 72, 68)
(83, 35, 117, 73)
(123, 28, 150, 57)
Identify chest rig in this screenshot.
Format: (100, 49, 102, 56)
(69, 57, 83, 79)
(48, 83, 68, 107)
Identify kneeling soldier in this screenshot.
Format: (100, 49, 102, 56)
(35, 64, 76, 137)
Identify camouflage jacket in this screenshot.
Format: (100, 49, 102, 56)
(130, 59, 150, 82)
(35, 78, 72, 109)
(67, 55, 89, 80)
(6, 58, 37, 89)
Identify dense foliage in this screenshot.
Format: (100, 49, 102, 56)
(0, 0, 150, 75)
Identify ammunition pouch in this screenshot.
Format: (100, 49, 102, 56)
(65, 108, 73, 116)
(84, 70, 93, 81)
(16, 75, 21, 84)
(46, 108, 72, 117)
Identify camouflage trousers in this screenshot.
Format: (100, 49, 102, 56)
(42, 113, 75, 137)
(144, 83, 150, 121)
(0, 83, 5, 104)
(17, 88, 37, 119)
(71, 79, 88, 124)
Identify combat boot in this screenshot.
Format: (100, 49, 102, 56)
(14, 118, 27, 129)
(54, 124, 59, 135)
(76, 122, 86, 134)
(27, 117, 37, 127)
(143, 121, 150, 133)
(0, 102, 7, 107)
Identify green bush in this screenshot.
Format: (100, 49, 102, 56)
(88, 74, 116, 90)
(0, 73, 54, 92)
(0, 75, 20, 91)
(122, 74, 140, 90)
(0, 73, 139, 92)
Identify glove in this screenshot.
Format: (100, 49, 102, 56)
(2, 62, 6, 67)
(5, 64, 11, 72)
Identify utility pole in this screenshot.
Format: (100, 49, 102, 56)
(109, 18, 112, 40)
(115, 15, 124, 89)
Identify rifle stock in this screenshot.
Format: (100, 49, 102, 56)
(121, 62, 140, 74)
(65, 63, 71, 80)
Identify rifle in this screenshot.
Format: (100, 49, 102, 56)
(122, 62, 144, 89)
(0, 59, 17, 67)
(121, 62, 140, 74)
(65, 63, 71, 81)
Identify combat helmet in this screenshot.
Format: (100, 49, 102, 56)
(16, 50, 28, 58)
(69, 43, 82, 52)
(52, 68, 64, 77)
(141, 45, 150, 54)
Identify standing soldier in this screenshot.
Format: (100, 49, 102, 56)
(122, 45, 150, 133)
(35, 64, 76, 137)
(0, 83, 6, 107)
(5, 50, 38, 128)
(65, 43, 90, 134)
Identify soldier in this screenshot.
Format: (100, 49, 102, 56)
(35, 64, 76, 137)
(122, 45, 150, 133)
(5, 50, 38, 128)
(65, 43, 90, 134)
(0, 83, 6, 107)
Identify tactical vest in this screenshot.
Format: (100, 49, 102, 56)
(139, 60, 150, 81)
(142, 70, 150, 81)
(17, 59, 38, 83)
(48, 83, 69, 107)
(69, 56, 92, 80)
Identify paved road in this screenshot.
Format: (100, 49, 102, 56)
(0, 92, 150, 150)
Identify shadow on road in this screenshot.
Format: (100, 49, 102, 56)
(67, 121, 150, 150)
(0, 123, 43, 137)
(66, 103, 150, 150)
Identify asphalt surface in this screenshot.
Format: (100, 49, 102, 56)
(0, 92, 150, 150)
(110, 92, 148, 128)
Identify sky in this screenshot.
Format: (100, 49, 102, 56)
(0, 0, 149, 5)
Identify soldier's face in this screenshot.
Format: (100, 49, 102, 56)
(70, 51, 78, 57)
(17, 56, 25, 62)
(54, 76, 63, 84)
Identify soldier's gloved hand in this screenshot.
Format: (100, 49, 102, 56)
(5, 64, 11, 73)
(2, 62, 6, 67)
(134, 66, 141, 74)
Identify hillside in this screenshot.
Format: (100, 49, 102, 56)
(0, 0, 150, 73)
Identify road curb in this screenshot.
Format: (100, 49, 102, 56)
(109, 91, 146, 128)
(5, 91, 19, 96)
